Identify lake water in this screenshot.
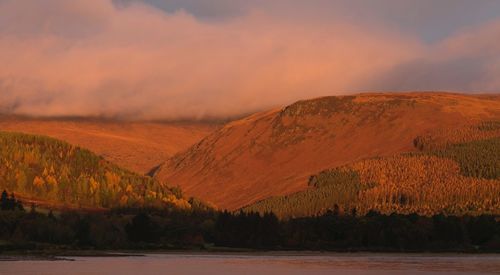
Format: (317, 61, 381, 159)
(1, 253, 499, 275)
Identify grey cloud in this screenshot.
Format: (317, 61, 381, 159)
(113, 0, 248, 20)
(370, 57, 492, 92)
(123, 0, 500, 41)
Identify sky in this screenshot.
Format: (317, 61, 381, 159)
(1, 0, 500, 120)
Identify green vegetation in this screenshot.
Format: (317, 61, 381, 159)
(413, 121, 499, 179)
(0, 124, 498, 252)
(245, 134, 500, 218)
(413, 120, 500, 151)
(430, 138, 500, 179)
(1, 202, 499, 252)
(477, 120, 500, 131)
(243, 170, 373, 219)
(0, 132, 190, 209)
(309, 169, 361, 188)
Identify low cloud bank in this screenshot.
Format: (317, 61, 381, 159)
(0, 0, 499, 120)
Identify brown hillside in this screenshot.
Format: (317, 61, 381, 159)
(0, 117, 217, 174)
(157, 92, 500, 210)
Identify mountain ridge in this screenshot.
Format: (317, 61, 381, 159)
(157, 92, 500, 210)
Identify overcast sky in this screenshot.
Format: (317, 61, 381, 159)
(1, 0, 500, 120)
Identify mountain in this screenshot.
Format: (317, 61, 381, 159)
(0, 117, 217, 174)
(0, 131, 192, 210)
(244, 133, 500, 218)
(156, 92, 500, 210)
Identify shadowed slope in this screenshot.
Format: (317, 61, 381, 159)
(157, 92, 500, 210)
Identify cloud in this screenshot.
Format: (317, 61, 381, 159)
(0, 0, 498, 120)
(370, 21, 500, 92)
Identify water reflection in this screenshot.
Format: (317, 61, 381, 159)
(1, 253, 499, 275)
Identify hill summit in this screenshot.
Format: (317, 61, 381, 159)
(157, 92, 500, 210)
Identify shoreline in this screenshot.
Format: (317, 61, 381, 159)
(1, 248, 498, 261)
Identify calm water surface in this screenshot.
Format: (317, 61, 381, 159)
(1, 253, 499, 275)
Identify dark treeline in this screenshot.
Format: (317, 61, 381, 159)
(1, 190, 24, 211)
(1, 201, 499, 252)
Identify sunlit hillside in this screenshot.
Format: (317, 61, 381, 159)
(0, 132, 192, 210)
(244, 122, 500, 218)
(157, 92, 500, 210)
(0, 117, 218, 175)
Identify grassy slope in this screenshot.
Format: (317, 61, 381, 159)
(0, 117, 217, 174)
(158, 92, 500, 210)
(243, 123, 500, 218)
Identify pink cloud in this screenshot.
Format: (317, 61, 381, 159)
(0, 0, 497, 120)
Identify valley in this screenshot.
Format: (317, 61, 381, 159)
(0, 117, 218, 174)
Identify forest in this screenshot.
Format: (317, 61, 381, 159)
(0, 132, 191, 209)
(0, 198, 499, 252)
(244, 121, 500, 218)
(0, 121, 499, 253)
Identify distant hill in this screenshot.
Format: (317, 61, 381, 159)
(0, 117, 217, 175)
(0, 131, 192, 210)
(156, 92, 500, 210)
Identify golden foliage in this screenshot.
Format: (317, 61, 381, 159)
(163, 194, 192, 210)
(350, 155, 500, 216)
(33, 176, 45, 188)
(105, 171, 121, 191)
(45, 175, 58, 186)
(89, 177, 99, 194)
(414, 121, 500, 151)
(246, 121, 500, 218)
(119, 195, 129, 206)
(0, 131, 191, 210)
